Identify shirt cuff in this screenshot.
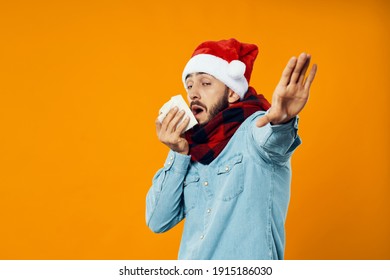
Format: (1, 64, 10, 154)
(269, 115, 299, 133)
(255, 114, 301, 158)
(163, 150, 191, 174)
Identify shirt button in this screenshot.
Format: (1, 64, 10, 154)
(170, 156, 174, 160)
(225, 166, 229, 171)
(207, 208, 211, 214)
(200, 235, 204, 240)
(167, 161, 171, 165)
(203, 181, 208, 186)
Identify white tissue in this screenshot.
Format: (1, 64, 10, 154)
(157, 95, 198, 132)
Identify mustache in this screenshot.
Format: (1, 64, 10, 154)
(190, 100, 207, 109)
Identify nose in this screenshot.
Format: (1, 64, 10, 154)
(188, 84, 200, 101)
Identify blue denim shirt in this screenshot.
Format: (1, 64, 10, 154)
(146, 111, 301, 259)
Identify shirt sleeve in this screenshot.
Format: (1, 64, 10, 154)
(145, 150, 191, 233)
(250, 112, 302, 164)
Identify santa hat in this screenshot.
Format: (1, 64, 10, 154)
(182, 38, 258, 99)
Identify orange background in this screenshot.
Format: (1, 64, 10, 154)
(0, 0, 389, 259)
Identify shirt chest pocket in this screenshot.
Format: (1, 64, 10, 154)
(215, 154, 244, 201)
(183, 174, 200, 215)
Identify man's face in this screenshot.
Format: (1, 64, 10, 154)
(185, 73, 231, 125)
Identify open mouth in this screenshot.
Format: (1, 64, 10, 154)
(191, 105, 206, 117)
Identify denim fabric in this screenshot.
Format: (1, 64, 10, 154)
(146, 111, 301, 260)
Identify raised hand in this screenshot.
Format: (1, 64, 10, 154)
(256, 53, 317, 127)
(155, 107, 190, 155)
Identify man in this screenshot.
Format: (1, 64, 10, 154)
(146, 38, 317, 259)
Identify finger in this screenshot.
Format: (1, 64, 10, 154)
(155, 118, 162, 135)
(161, 106, 179, 130)
(167, 110, 185, 132)
(175, 116, 190, 136)
(256, 114, 271, 128)
(297, 54, 311, 85)
(279, 56, 297, 87)
(290, 53, 309, 84)
(304, 64, 318, 91)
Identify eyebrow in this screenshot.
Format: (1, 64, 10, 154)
(185, 72, 210, 81)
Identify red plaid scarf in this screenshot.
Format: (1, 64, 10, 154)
(184, 87, 270, 164)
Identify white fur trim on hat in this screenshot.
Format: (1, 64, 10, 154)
(182, 54, 248, 99)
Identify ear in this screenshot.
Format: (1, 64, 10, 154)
(227, 88, 240, 103)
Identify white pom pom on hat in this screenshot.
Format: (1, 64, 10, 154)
(227, 60, 246, 80)
(182, 38, 259, 99)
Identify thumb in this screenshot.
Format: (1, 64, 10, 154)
(155, 118, 162, 134)
(256, 114, 271, 128)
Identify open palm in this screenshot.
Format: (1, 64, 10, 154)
(257, 53, 317, 127)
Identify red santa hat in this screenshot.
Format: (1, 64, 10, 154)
(182, 38, 259, 99)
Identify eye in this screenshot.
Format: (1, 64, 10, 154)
(186, 82, 193, 89)
(202, 82, 211, 86)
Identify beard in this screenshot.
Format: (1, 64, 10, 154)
(200, 87, 230, 126)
